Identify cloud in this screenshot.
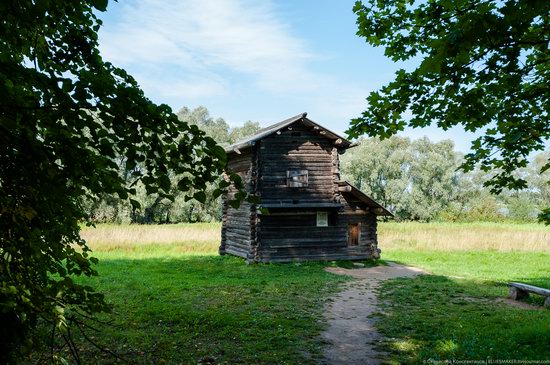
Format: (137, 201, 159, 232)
(99, 0, 317, 97)
(98, 0, 385, 136)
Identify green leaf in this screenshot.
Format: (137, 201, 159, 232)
(210, 145, 227, 164)
(129, 199, 141, 210)
(193, 191, 207, 203)
(177, 177, 191, 190)
(219, 180, 231, 189)
(90, 0, 108, 11)
(61, 79, 73, 92)
(229, 199, 240, 209)
(246, 194, 261, 204)
(212, 189, 223, 199)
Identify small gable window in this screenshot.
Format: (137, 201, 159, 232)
(287, 169, 308, 188)
(317, 212, 328, 227)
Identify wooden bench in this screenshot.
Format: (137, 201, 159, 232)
(508, 282, 550, 307)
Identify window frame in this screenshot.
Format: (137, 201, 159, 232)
(316, 211, 328, 227)
(287, 169, 308, 188)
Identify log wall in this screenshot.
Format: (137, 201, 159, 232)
(258, 123, 337, 204)
(220, 149, 255, 260)
(221, 119, 381, 263)
(338, 198, 380, 258)
(256, 209, 378, 262)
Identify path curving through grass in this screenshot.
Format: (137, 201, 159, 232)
(322, 263, 425, 365)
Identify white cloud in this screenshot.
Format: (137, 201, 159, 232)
(98, 0, 383, 135)
(99, 0, 318, 96)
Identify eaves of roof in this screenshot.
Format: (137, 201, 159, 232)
(225, 112, 352, 154)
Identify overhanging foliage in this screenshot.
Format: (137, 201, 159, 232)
(0, 0, 246, 361)
(349, 0, 549, 222)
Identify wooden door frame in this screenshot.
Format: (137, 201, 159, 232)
(347, 223, 360, 246)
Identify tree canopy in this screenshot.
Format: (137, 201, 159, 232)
(341, 137, 549, 222)
(0, 1, 244, 361)
(348, 0, 549, 222)
(82, 106, 261, 225)
(176, 106, 261, 148)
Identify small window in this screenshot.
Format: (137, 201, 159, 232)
(317, 212, 328, 227)
(287, 169, 308, 187)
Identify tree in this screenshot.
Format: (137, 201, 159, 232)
(341, 136, 463, 220)
(229, 120, 262, 144)
(407, 138, 463, 220)
(177, 106, 233, 146)
(527, 151, 550, 205)
(177, 107, 261, 146)
(341, 136, 412, 217)
(349, 0, 550, 223)
(0, 1, 246, 361)
(80, 107, 261, 225)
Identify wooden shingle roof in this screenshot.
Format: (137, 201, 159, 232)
(225, 112, 352, 154)
(338, 181, 394, 217)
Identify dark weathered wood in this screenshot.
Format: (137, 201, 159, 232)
(261, 203, 342, 209)
(224, 246, 249, 258)
(257, 248, 374, 262)
(220, 117, 385, 263)
(348, 223, 360, 245)
(220, 147, 255, 258)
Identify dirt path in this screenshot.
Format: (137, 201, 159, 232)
(322, 262, 425, 365)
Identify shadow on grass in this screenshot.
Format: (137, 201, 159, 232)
(56, 255, 354, 364)
(373, 272, 550, 364)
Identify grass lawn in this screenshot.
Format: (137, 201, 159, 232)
(378, 249, 550, 363)
(63, 222, 550, 364)
(63, 243, 353, 364)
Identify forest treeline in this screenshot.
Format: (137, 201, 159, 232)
(83, 107, 550, 224)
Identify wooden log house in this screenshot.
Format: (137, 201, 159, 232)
(219, 113, 392, 263)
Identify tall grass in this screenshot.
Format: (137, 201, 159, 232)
(81, 221, 550, 254)
(379, 221, 549, 252)
(80, 223, 220, 254)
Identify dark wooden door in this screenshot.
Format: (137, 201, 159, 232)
(348, 224, 360, 245)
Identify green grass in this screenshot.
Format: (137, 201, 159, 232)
(375, 250, 550, 364)
(66, 246, 356, 364)
(64, 222, 549, 363)
(384, 250, 550, 287)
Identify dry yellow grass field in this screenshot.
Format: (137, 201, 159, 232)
(379, 221, 550, 252)
(80, 223, 220, 253)
(81, 221, 550, 253)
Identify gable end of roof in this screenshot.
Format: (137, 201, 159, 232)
(225, 112, 351, 154)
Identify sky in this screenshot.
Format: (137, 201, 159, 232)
(97, 0, 482, 152)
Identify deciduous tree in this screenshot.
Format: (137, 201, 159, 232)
(0, 1, 245, 361)
(349, 0, 549, 222)
(341, 136, 463, 220)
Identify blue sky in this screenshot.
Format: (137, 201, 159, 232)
(97, 0, 482, 152)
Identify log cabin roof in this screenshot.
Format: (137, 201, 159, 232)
(338, 181, 394, 217)
(226, 112, 352, 154)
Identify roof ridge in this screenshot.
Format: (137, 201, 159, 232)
(225, 113, 350, 153)
(250, 112, 305, 137)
